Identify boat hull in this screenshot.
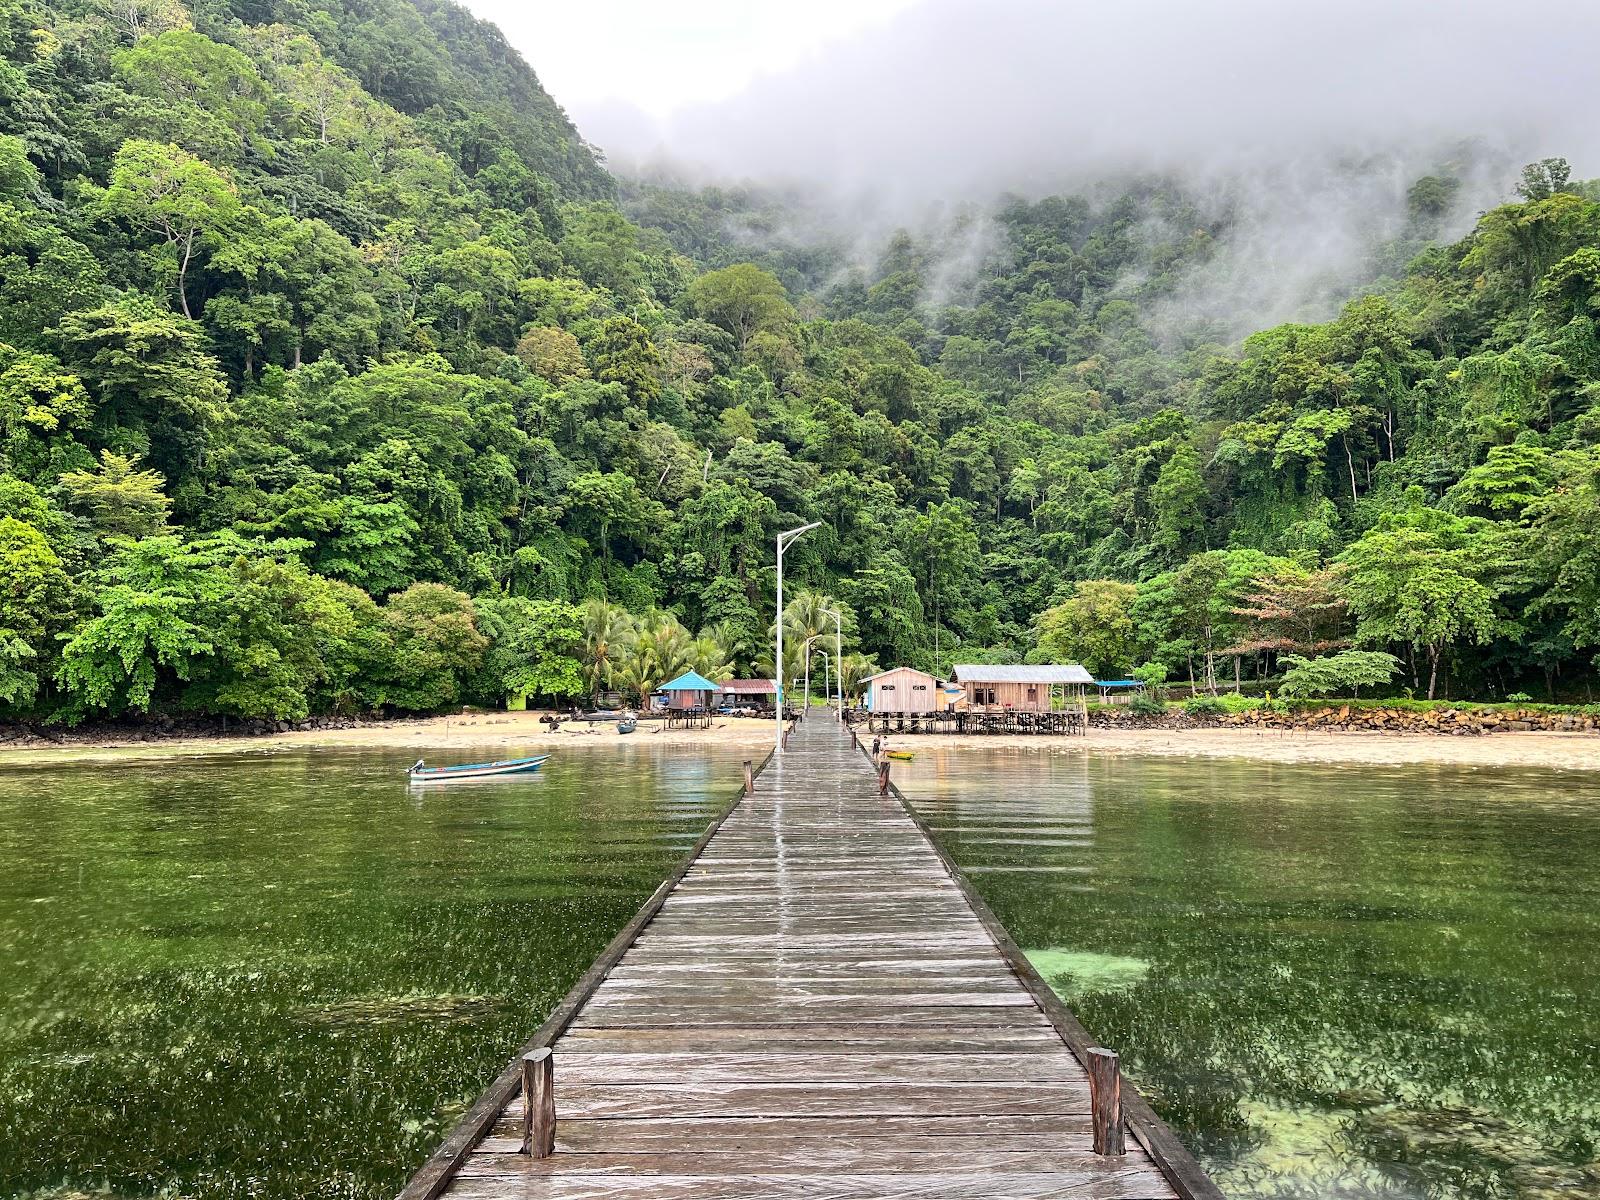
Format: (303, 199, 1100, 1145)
(408, 754, 550, 782)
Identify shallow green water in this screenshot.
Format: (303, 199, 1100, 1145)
(896, 749, 1600, 1199)
(0, 743, 748, 1200)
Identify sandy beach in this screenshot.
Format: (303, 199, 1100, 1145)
(0, 711, 781, 767)
(888, 725, 1600, 772)
(4, 711, 1600, 771)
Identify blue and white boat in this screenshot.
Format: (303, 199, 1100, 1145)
(406, 754, 550, 783)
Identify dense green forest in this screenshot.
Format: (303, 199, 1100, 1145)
(3, 0, 1599, 725)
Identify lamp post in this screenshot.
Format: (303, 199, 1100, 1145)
(822, 607, 843, 712)
(817, 651, 831, 715)
(775, 522, 821, 752)
(802, 633, 822, 715)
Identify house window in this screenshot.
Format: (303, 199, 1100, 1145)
(974, 687, 996, 705)
(1027, 686, 1038, 701)
(913, 684, 927, 691)
(881, 684, 896, 691)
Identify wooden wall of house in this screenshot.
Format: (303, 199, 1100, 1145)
(869, 667, 943, 714)
(963, 681, 1056, 711)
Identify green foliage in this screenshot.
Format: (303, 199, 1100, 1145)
(684, 264, 797, 353)
(1033, 580, 1139, 678)
(473, 595, 584, 705)
(1279, 650, 1402, 699)
(58, 450, 170, 538)
(1338, 504, 1506, 699)
(0, 515, 71, 704)
(0, 0, 1596, 725)
(1131, 662, 1168, 700)
(379, 583, 487, 712)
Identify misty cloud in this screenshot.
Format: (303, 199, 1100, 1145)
(568, 0, 1600, 339)
(587, 0, 1597, 198)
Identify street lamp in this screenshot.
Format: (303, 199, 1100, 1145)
(817, 650, 831, 715)
(821, 607, 843, 713)
(775, 521, 821, 751)
(802, 633, 823, 714)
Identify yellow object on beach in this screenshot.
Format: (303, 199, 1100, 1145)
(884, 750, 915, 761)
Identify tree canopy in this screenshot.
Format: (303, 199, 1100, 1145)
(2, 2, 1598, 725)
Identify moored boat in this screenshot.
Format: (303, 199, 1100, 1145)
(884, 749, 915, 761)
(407, 754, 549, 782)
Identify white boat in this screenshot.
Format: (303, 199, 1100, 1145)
(407, 754, 550, 782)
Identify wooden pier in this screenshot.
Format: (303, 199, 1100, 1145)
(400, 717, 1219, 1200)
(858, 709, 1087, 736)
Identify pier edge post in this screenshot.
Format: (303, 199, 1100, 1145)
(1087, 1047, 1125, 1155)
(521, 1048, 554, 1158)
(743, 759, 754, 795)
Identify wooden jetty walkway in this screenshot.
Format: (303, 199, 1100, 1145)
(858, 709, 1087, 736)
(401, 717, 1220, 1200)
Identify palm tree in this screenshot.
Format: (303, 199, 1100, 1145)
(782, 590, 835, 646)
(779, 591, 855, 703)
(700, 618, 752, 675)
(582, 599, 634, 697)
(837, 653, 880, 705)
(691, 631, 736, 683)
(611, 639, 659, 705)
(637, 610, 694, 683)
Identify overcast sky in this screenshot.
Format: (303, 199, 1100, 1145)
(466, 0, 1600, 200)
(462, 0, 1600, 336)
(465, 0, 923, 120)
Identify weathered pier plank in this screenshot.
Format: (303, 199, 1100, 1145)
(401, 718, 1219, 1200)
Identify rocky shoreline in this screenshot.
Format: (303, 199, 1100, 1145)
(1090, 705, 1599, 736)
(0, 712, 381, 748)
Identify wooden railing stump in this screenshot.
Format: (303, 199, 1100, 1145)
(521, 1048, 554, 1158)
(1087, 1046, 1124, 1155)
(743, 759, 754, 795)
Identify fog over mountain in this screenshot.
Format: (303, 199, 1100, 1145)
(483, 0, 1600, 334)
(579, 0, 1595, 197)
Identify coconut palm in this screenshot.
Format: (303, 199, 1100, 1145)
(582, 598, 634, 696)
(837, 653, 880, 705)
(778, 591, 857, 703)
(611, 639, 659, 705)
(637, 610, 694, 683)
(699, 618, 752, 675)
(781, 589, 835, 646)
(691, 630, 736, 683)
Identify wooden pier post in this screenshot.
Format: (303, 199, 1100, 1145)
(743, 759, 754, 795)
(877, 759, 890, 796)
(521, 1048, 554, 1158)
(1087, 1047, 1124, 1156)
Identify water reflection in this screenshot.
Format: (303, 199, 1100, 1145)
(895, 746, 1600, 1199)
(0, 742, 746, 1199)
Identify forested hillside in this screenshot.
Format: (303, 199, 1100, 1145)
(3, 0, 1599, 725)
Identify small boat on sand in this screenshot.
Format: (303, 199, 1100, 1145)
(617, 717, 637, 734)
(884, 750, 915, 761)
(407, 754, 549, 782)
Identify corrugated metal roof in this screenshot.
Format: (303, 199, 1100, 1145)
(659, 670, 720, 692)
(951, 664, 1094, 684)
(861, 667, 940, 684)
(717, 679, 777, 693)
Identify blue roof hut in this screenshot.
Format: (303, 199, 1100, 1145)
(658, 670, 720, 711)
